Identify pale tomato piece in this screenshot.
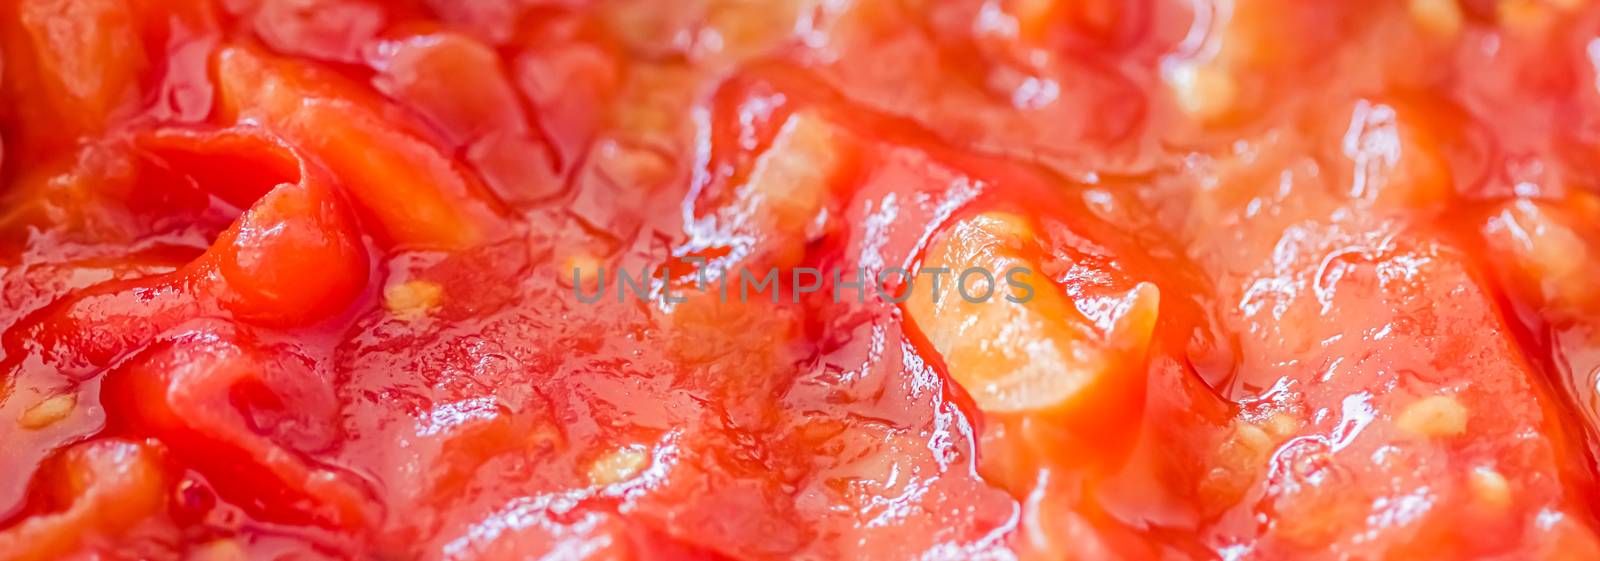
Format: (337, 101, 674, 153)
(1483, 198, 1597, 311)
(241, 0, 387, 63)
(705, 111, 856, 268)
(907, 212, 1159, 417)
(1183, 123, 1597, 557)
(1334, 99, 1455, 210)
(1409, 0, 1466, 38)
(7, 0, 146, 134)
(1164, 0, 1376, 124)
(370, 31, 530, 148)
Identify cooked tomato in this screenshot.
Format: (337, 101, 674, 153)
(5, 1, 1600, 560)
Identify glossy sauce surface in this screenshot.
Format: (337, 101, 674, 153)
(4, 1, 1600, 560)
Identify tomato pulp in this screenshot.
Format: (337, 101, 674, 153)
(4, 1, 1600, 560)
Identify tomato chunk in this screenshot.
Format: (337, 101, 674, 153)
(7, 0, 1600, 559)
(102, 330, 375, 530)
(216, 46, 508, 249)
(907, 212, 1158, 417)
(0, 439, 166, 561)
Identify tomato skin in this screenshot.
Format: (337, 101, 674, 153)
(199, 169, 369, 328)
(5, 0, 147, 136)
(101, 330, 377, 531)
(2, 127, 369, 376)
(10, 0, 1600, 558)
(0, 0, 219, 161)
(27, 280, 200, 376)
(132, 128, 304, 209)
(215, 45, 510, 250)
(135, 126, 373, 329)
(241, 0, 388, 64)
(368, 30, 562, 204)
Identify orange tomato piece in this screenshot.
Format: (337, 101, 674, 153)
(5, 0, 147, 137)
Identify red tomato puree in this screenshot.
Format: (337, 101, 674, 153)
(4, 1, 1600, 560)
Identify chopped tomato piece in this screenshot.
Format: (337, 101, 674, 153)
(690, 110, 858, 269)
(0, 439, 166, 561)
(102, 331, 376, 530)
(6, 0, 147, 135)
(215, 46, 509, 249)
(7, 0, 1600, 558)
(907, 212, 1158, 416)
(370, 31, 530, 148)
(368, 30, 561, 204)
(238, 0, 387, 63)
(197, 164, 368, 327)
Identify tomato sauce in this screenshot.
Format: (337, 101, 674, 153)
(4, 1, 1600, 560)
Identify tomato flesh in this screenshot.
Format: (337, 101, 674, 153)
(5, 1, 1600, 560)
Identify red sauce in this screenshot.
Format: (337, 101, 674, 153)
(4, 1, 1600, 559)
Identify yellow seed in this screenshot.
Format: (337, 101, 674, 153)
(1198, 419, 1278, 512)
(1264, 413, 1302, 440)
(1484, 199, 1594, 308)
(18, 393, 75, 430)
(1468, 465, 1512, 509)
(594, 139, 674, 190)
(188, 540, 247, 561)
(588, 445, 649, 486)
(1498, 0, 1555, 32)
(561, 253, 604, 288)
(739, 111, 843, 266)
(384, 280, 444, 320)
(1396, 395, 1469, 438)
(1410, 0, 1464, 38)
(1232, 421, 1274, 458)
(1168, 62, 1238, 122)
